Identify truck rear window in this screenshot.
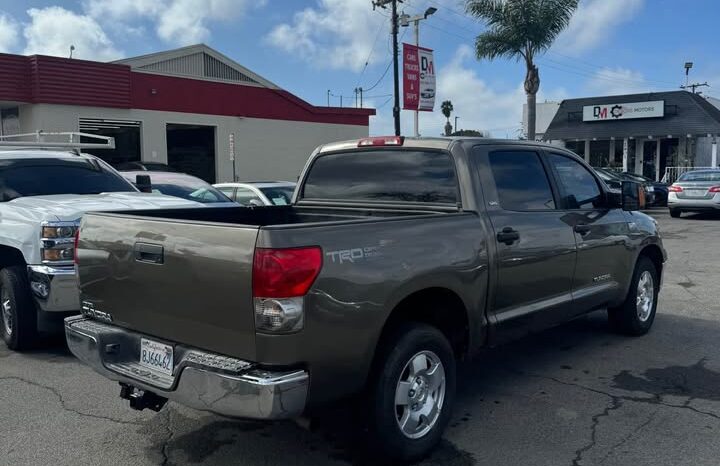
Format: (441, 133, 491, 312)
(302, 150, 458, 204)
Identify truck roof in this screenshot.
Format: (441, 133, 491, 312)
(316, 136, 561, 154)
(0, 149, 92, 160)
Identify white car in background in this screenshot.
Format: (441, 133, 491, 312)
(213, 181, 296, 206)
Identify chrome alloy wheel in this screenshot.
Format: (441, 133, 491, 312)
(394, 350, 446, 439)
(1, 288, 12, 337)
(636, 270, 654, 322)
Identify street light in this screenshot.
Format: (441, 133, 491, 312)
(454, 116, 459, 134)
(400, 7, 437, 137)
(684, 62, 693, 87)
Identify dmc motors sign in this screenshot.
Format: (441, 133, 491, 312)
(583, 100, 664, 122)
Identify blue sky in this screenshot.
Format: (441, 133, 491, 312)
(0, 0, 718, 136)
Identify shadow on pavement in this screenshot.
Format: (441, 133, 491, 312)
(130, 311, 720, 466)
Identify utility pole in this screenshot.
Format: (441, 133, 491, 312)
(400, 7, 437, 137)
(373, 0, 402, 136)
(454, 116, 459, 134)
(327, 89, 330, 107)
(681, 82, 709, 94)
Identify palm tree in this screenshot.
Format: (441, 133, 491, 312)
(441, 100, 454, 136)
(466, 0, 578, 140)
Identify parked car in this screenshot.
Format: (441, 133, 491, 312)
(67, 137, 664, 461)
(621, 172, 669, 206)
(0, 146, 201, 350)
(120, 171, 234, 205)
(595, 168, 655, 205)
(114, 161, 178, 172)
(213, 181, 296, 206)
(668, 169, 720, 217)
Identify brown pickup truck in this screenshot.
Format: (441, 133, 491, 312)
(66, 137, 665, 461)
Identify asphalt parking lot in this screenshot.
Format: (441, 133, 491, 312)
(2, 209, 719, 466)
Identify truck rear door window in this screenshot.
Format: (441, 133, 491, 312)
(302, 150, 458, 204)
(488, 151, 555, 211)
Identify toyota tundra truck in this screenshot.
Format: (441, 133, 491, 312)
(67, 136, 665, 461)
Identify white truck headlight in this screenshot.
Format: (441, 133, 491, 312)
(41, 221, 79, 264)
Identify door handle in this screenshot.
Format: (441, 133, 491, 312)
(134, 242, 164, 264)
(574, 224, 591, 235)
(496, 227, 520, 245)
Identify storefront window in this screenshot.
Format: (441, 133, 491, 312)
(589, 140, 610, 168)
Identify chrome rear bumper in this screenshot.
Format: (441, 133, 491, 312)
(65, 316, 308, 419)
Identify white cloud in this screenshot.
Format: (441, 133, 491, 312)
(585, 67, 652, 96)
(266, 0, 387, 72)
(85, 0, 264, 46)
(555, 0, 644, 54)
(0, 13, 19, 53)
(23, 7, 122, 61)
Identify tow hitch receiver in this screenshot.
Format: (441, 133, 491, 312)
(119, 382, 168, 412)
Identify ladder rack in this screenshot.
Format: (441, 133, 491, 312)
(0, 131, 115, 150)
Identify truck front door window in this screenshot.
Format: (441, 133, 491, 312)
(488, 151, 555, 211)
(546, 154, 602, 209)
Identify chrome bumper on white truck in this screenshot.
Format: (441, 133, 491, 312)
(27, 265, 79, 312)
(65, 316, 309, 419)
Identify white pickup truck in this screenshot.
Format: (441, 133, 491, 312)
(0, 134, 199, 350)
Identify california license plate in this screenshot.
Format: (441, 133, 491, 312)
(686, 189, 706, 197)
(139, 338, 174, 376)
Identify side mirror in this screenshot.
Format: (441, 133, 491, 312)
(135, 174, 152, 193)
(621, 181, 646, 211)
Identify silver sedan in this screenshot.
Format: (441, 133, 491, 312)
(668, 169, 720, 218)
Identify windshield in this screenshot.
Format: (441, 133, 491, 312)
(143, 174, 233, 204)
(623, 173, 651, 183)
(0, 157, 136, 201)
(678, 171, 720, 182)
(259, 186, 295, 206)
(596, 169, 623, 181)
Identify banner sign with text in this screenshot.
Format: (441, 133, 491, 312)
(403, 43, 436, 112)
(583, 100, 665, 121)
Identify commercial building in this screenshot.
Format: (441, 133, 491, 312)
(522, 101, 560, 141)
(0, 44, 374, 182)
(543, 91, 720, 181)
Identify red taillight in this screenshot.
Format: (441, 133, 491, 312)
(73, 229, 80, 265)
(358, 136, 404, 147)
(709, 186, 720, 193)
(252, 247, 322, 298)
(668, 185, 683, 192)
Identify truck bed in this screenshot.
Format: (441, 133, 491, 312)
(111, 204, 450, 228)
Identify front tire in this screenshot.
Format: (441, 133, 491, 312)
(0, 266, 37, 350)
(669, 208, 681, 218)
(608, 257, 659, 336)
(368, 323, 456, 462)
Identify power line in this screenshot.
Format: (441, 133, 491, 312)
(355, 16, 388, 88)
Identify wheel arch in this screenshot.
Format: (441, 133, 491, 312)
(638, 243, 664, 277)
(375, 287, 471, 362)
(0, 245, 27, 269)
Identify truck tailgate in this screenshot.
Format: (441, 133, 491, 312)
(77, 213, 259, 360)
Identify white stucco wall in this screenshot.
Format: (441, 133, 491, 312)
(522, 101, 560, 140)
(18, 103, 369, 182)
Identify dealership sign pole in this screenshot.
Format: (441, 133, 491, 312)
(403, 43, 436, 136)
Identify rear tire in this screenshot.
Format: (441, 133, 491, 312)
(367, 323, 456, 462)
(608, 257, 659, 336)
(669, 209, 681, 218)
(0, 266, 37, 350)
